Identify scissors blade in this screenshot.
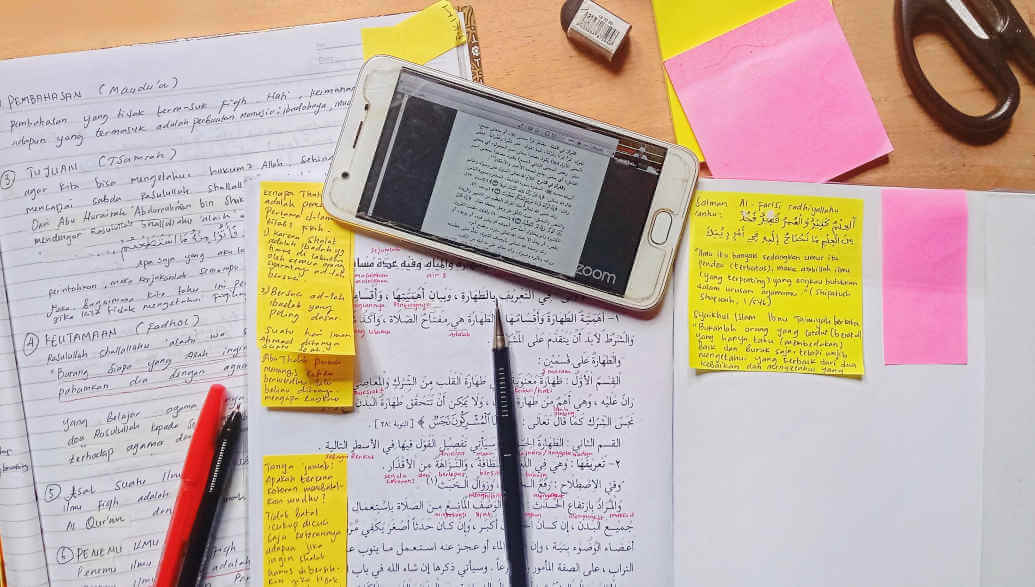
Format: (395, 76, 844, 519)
(992, 0, 1035, 76)
(952, 0, 1035, 78)
(950, 0, 992, 39)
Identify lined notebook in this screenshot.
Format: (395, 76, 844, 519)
(0, 12, 476, 586)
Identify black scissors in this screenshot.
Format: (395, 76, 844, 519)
(896, 0, 1035, 142)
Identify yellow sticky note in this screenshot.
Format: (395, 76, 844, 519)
(264, 454, 348, 585)
(257, 181, 355, 356)
(663, 76, 700, 157)
(261, 350, 354, 408)
(688, 191, 864, 375)
(652, 0, 795, 159)
(361, 0, 467, 63)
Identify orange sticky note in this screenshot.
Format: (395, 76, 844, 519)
(261, 350, 354, 408)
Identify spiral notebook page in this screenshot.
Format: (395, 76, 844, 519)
(0, 256, 48, 587)
(0, 13, 470, 585)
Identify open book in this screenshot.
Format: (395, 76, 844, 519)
(240, 175, 1035, 586)
(1, 6, 1033, 587)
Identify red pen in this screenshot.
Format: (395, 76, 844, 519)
(155, 384, 227, 587)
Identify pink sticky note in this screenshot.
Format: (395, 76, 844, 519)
(882, 189, 968, 365)
(663, 0, 892, 182)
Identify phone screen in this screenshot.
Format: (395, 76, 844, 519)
(358, 68, 668, 296)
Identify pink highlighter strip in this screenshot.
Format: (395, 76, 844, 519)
(882, 189, 968, 365)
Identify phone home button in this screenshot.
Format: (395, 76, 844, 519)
(649, 210, 673, 245)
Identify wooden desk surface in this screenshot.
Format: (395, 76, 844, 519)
(2, 0, 1033, 192)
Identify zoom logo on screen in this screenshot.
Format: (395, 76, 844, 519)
(576, 264, 617, 286)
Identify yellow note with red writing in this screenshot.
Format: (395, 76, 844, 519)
(260, 350, 353, 408)
(263, 454, 348, 585)
(257, 181, 354, 408)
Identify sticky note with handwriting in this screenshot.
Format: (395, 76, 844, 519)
(261, 350, 354, 408)
(257, 181, 355, 356)
(264, 454, 348, 585)
(688, 191, 864, 375)
(361, 0, 467, 64)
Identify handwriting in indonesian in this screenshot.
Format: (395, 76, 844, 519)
(689, 191, 865, 375)
(264, 454, 348, 585)
(257, 181, 355, 356)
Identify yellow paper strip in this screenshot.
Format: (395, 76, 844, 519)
(688, 191, 864, 375)
(652, 0, 795, 159)
(263, 454, 348, 585)
(261, 350, 354, 408)
(257, 181, 355, 356)
(663, 76, 701, 157)
(361, 0, 467, 64)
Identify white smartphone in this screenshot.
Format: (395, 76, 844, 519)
(323, 56, 699, 312)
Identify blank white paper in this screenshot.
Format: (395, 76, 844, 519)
(673, 179, 985, 587)
(981, 192, 1035, 587)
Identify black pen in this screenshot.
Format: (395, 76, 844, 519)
(176, 408, 242, 587)
(493, 303, 528, 586)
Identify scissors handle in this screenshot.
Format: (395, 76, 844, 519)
(896, 0, 1021, 142)
(993, 0, 1035, 78)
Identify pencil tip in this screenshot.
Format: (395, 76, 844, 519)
(493, 303, 506, 349)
